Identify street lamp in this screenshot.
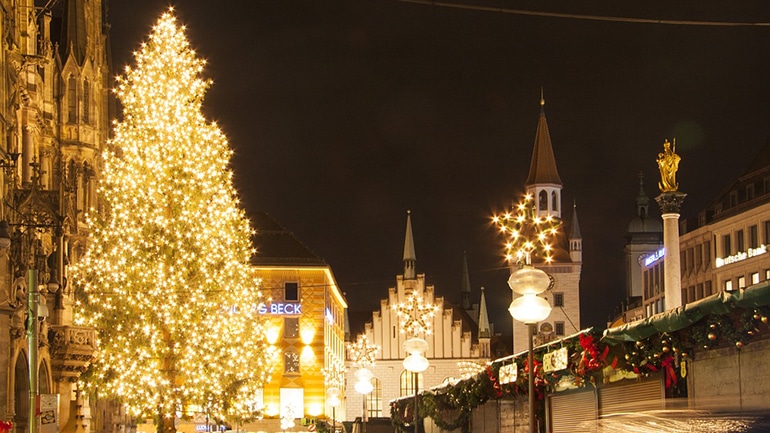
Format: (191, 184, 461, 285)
(508, 265, 552, 433)
(349, 334, 380, 433)
(394, 291, 436, 433)
(323, 363, 345, 433)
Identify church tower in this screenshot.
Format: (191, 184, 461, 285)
(624, 172, 663, 300)
(512, 96, 582, 354)
(525, 94, 563, 218)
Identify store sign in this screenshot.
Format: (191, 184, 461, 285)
(644, 247, 666, 267)
(716, 245, 767, 268)
(543, 347, 568, 373)
(258, 303, 301, 315)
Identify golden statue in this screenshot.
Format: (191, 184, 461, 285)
(657, 138, 680, 192)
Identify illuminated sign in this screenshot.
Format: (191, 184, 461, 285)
(644, 248, 666, 267)
(499, 364, 517, 384)
(543, 347, 568, 373)
(258, 303, 302, 315)
(325, 307, 333, 324)
(716, 245, 767, 268)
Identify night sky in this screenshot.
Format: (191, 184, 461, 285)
(107, 1, 770, 337)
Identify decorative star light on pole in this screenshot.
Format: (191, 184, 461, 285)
(349, 334, 380, 368)
(492, 193, 561, 265)
(393, 291, 439, 338)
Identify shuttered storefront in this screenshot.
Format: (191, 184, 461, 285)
(548, 388, 598, 433)
(598, 376, 664, 416)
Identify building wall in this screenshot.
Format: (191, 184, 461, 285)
(643, 201, 770, 316)
(346, 273, 489, 421)
(252, 266, 347, 424)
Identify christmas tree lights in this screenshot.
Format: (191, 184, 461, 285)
(72, 10, 274, 430)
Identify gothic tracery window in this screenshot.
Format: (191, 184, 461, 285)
(67, 75, 77, 123)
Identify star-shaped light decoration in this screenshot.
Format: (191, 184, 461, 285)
(322, 358, 346, 389)
(492, 193, 561, 266)
(348, 334, 380, 368)
(393, 291, 439, 338)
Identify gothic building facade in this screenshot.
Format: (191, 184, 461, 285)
(344, 211, 492, 421)
(0, 1, 111, 433)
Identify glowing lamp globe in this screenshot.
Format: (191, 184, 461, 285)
(327, 387, 341, 398)
(508, 266, 550, 295)
(403, 337, 428, 355)
(328, 395, 341, 407)
(508, 294, 552, 324)
(403, 353, 429, 373)
(354, 367, 373, 382)
(354, 379, 374, 395)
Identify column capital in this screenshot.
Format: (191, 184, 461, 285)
(655, 191, 687, 214)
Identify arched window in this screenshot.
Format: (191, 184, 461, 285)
(539, 190, 548, 211)
(67, 75, 77, 123)
(399, 370, 423, 397)
(367, 378, 382, 417)
(83, 79, 90, 124)
(551, 191, 559, 212)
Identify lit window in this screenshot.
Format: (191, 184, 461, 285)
(284, 351, 300, 374)
(725, 280, 734, 291)
(399, 371, 423, 397)
(752, 272, 760, 285)
(367, 379, 382, 417)
(284, 317, 299, 338)
(738, 276, 746, 289)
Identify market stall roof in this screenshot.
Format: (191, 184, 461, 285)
(602, 280, 770, 344)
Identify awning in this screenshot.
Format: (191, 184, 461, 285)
(602, 280, 770, 344)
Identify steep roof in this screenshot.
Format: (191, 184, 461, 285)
(60, 0, 87, 65)
(525, 98, 563, 187)
(249, 212, 326, 266)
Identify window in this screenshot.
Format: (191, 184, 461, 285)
(283, 351, 300, 374)
(705, 281, 713, 296)
(555, 321, 565, 336)
(67, 75, 77, 123)
(553, 293, 564, 307)
(738, 276, 746, 289)
(551, 191, 559, 212)
(723, 234, 731, 256)
(284, 317, 299, 338)
(751, 272, 760, 285)
(704, 240, 711, 267)
(766, 269, 770, 281)
(682, 288, 688, 304)
(750, 225, 759, 249)
(83, 79, 90, 124)
(736, 229, 745, 253)
(400, 371, 423, 397)
(367, 378, 382, 417)
(747, 184, 755, 201)
(696, 283, 704, 299)
(284, 282, 299, 301)
(725, 279, 734, 292)
(688, 286, 695, 302)
(539, 190, 548, 211)
(764, 221, 770, 245)
(695, 244, 703, 270)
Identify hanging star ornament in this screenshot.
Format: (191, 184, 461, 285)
(492, 193, 561, 265)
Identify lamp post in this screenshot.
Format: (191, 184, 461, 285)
(508, 265, 552, 433)
(349, 335, 380, 433)
(323, 363, 345, 433)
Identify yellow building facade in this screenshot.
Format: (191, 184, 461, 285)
(245, 212, 347, 432)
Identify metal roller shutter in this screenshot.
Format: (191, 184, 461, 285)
(549, 389, 598, 433)
(598, 377, 664, 416)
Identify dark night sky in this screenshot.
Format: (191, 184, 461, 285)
(107, 1, 770, 336)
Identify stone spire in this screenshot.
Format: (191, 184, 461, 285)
(525, 94, 563, 218)
(460, 251, 471, 310)
(569, 201, 583, 263)
(478, 287, 491, 357)
(636, 172, 650, 218)
(403, 210, 416, 279)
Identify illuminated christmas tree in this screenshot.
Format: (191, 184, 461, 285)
(72, 10, 274, 432)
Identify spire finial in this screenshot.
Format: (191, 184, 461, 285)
(403, 210, 416, 279)
(540, 87, 545, 106)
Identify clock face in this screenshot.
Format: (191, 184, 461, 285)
(540, 322, 553, 333)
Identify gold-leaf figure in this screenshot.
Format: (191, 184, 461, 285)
(657, 138, 681, 192)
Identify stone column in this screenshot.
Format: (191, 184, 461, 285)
(656, 191, 686, 310)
